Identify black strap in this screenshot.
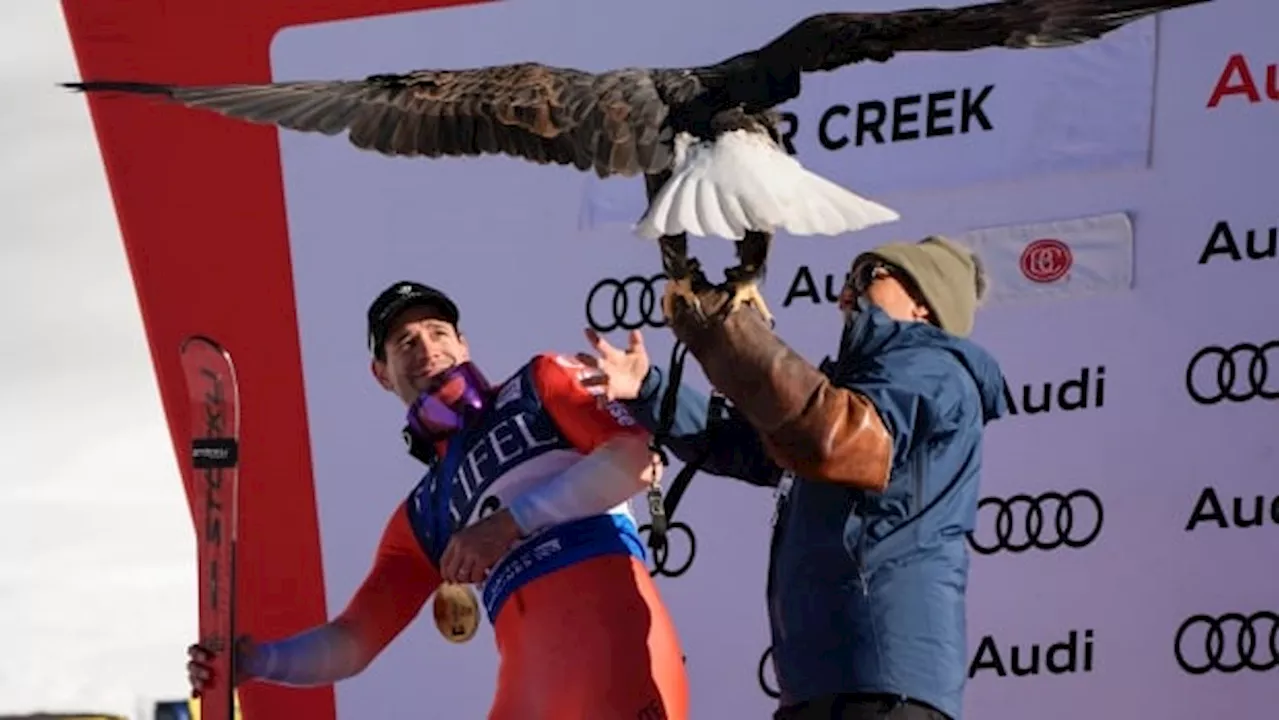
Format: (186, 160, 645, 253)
(645, 340, 724, 552)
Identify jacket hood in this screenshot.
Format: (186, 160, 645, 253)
(838, 302, 1007, 424)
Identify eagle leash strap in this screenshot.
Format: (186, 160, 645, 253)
(645, 339, 725, 553)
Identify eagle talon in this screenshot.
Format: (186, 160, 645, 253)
(662, 276, 705, 322)
(723, 281, 774, 328)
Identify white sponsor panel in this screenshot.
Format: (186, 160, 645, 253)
(953, 211, 1135, 307)
(266, 0, 1277, 719)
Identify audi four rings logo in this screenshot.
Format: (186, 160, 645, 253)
(1185, 341, 1278, 405)
(757, 646, 780, 699)
(967, 490, 1104, 555)
(584, 274, 668, 332)
(637, 520, 697, 579)
(1174, 611, 1278, 674)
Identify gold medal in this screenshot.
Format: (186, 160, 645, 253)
(433, 582, 480, 643)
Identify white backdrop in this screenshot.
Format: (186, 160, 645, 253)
(268, 0, 1277, 717)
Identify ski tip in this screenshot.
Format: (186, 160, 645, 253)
(180, 334, 226, 353)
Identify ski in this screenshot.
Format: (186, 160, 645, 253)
(179, 335, 242, 720)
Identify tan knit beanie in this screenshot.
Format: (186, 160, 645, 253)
(855, 235, 988, 337)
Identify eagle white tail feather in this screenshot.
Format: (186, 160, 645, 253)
(634, 129, 900, 240)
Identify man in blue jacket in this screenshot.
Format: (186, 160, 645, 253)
(579, 235, 1008, 720)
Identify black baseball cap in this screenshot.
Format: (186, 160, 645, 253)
(366, 281, 461, 359)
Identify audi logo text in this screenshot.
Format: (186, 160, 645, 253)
(1185, 341, 1277, 405)
(967, 490, 1103, 555)
(637, 520, 697, 578)
(585, 274, 668, 332)
(1174, 611, 1278, 674)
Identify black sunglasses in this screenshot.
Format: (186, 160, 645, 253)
(847, 260, 894, 296)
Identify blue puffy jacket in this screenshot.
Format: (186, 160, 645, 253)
(625, 304, 1007, 720)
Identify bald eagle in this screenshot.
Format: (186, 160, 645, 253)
(64, 0, 1209, 326)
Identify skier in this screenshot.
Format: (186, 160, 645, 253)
(185, 280, 689, 719)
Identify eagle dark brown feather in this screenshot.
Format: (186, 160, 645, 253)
(61, 0, 1211, 180)
(756, 0, 1212, 72)
(60, 0, 1212, 316)
(69, 65, 695, 179)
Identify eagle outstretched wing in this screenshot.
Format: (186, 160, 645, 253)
(756, 0, 1211, 73)
(65, 63, 689, 178)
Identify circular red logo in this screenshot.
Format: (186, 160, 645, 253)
(1019, 238, 1073, 283)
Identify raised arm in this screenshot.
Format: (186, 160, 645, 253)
(622, 364, 784, 488)
(576, 329, 783, 487)
(242, 503, 438, 686)
(500, 354, 666, 535)
(666, 296, 893, 492)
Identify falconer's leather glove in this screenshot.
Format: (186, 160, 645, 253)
(665, 285, 892, 490)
